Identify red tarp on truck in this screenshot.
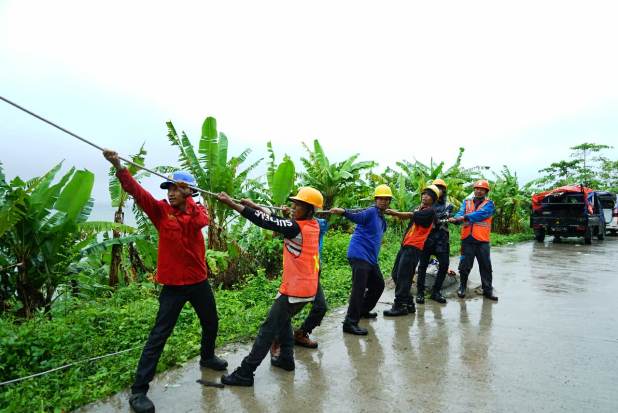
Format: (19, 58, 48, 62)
(532, 185, 594, 213)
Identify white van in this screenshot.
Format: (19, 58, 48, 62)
(598, 192, 617, 235)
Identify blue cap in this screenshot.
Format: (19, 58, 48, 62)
(160, 171, 198, 195)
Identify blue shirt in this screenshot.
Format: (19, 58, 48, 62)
(344, 206, 387, 265)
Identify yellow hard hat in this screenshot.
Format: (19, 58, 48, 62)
(374, 184, 393, 198)
(473, 179, 490, 192)
(423, 184, 440, 201)
(432, 178, 447, 188)
(289, 187, 324, 209)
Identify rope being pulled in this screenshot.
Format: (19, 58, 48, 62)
(0, 346, 142, 387)
(0, 95, 287, 211)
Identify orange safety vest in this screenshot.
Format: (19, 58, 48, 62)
(280, 219, 320, 297)
(461, 199, 492, 242)
(402, 221, 434, 249)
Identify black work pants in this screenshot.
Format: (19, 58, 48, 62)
(458, 240, 493, 294)
(132, 279, 218, 394)
(392, 246, 422, 306)
(417, 245, 450, 296)
(345, 259, 385, 324)
(241, 295, 307, 372)
(300, 280, 328, 334)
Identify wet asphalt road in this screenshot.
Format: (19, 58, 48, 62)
(79, 237, 618, 413)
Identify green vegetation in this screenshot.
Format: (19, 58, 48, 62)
(0, 231, 400, 412)
(1, 115, 612, 411)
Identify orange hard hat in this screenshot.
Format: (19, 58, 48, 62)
(473, 179, 490, 191)
(289, 187, 324, 209)
(432, 178, 447, 188)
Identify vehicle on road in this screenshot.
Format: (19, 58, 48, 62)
(599, 192, 618, 235)
(531, 185, 606, 244)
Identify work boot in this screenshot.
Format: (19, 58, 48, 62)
(200, 355, 228, 371)
(383, 304, 409, 317)
(221, 367, 254, 387)
(342, 321, 368, 335)
(483, 292, 499, 301)
(294, 329, 318, 349)
(360, 311, 378, 319)
(458, 275, 468, 298)
(270, 341, 281, 358)
(270, 356, 295, 371)
(406, 298, 416, 314)
(407, 302, 416, 313)
(416, 294, 425, 304)
(129, 393, 154, 413)
(430, 292, 447, 304)
(457, 285, 466, 298)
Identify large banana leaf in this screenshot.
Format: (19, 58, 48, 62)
(54, 169, 95, 223)
(29, 162, 63, 208)
(0, 191, 27, 237)
(270, 158, 295, 206)
(166, 121, 207, 184)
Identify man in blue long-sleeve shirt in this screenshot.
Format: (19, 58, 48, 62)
(330, 184, 391, 335)
(450, 180, 498, 301)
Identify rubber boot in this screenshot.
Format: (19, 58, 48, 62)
(457, 274, 468, 298)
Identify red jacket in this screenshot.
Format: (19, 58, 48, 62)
(117, 168, 209, 285)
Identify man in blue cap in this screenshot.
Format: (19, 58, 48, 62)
(104, 150, 227, 413)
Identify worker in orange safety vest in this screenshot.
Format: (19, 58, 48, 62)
(449, 180, 498, 301)
(217, 187, 323, 386)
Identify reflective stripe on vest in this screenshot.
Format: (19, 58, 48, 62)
(461, 199, 492, 242)
(280, 219, 320, 298)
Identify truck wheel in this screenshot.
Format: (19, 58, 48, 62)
(534, 229, 545, 242)
(584, 227, 592, 245)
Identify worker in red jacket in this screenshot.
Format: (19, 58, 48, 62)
(104, 150, 227, 413)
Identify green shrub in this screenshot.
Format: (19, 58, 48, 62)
(0, 228, 527, 412)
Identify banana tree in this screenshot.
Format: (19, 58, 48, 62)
(166, 116, 261, 252)
(490, 166, 530, 234)
(0, 163, 95, 317)
(300, 139, 375, 210)
(389, 147, 489, 210)
(107, 144, 153, 286)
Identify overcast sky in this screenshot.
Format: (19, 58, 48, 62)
(1, 0, 617, 207)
